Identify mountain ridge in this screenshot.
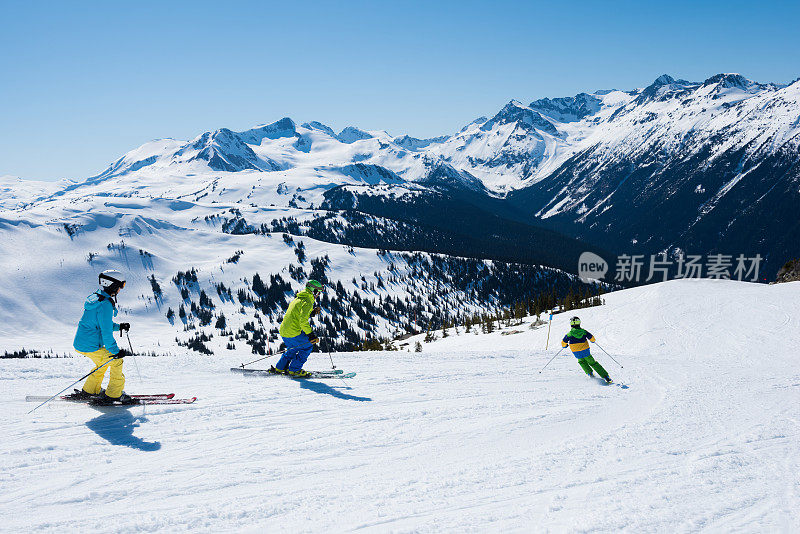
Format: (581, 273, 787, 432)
(4, 72, 799, 275)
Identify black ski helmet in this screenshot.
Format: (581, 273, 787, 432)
(570, 316, 581, 327)
(99, 269, 126, 293)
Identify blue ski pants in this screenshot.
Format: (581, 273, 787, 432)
(276, 333, 314, 371)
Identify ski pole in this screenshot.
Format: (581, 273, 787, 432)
(539, 346, 565, 373)
(321, 338, 346, 383)
(594, 342, 624, 368)
(545, 312, 553, 350)
(239, 350, 284, 369)
(328, 348, 337, 371)
(27, 359, 116, 414)
(126, 332, 143, 384)
(327, 346, 351, 386)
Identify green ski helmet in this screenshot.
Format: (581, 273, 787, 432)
(570, 316, 581, 327)
(306, 279, 324, 294)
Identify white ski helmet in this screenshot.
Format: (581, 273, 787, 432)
(99, 269, 126, 292)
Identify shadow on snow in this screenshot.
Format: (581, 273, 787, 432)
(85, 409, 162, 451)
(298, 379, 372, 402)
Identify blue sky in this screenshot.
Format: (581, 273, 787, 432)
(1, 0, 798, 181)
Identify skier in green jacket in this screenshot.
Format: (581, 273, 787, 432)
(270, 280, 323, 377)
(561, 316, 612, 384)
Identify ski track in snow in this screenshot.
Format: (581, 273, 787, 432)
(2, 279, 800, 532)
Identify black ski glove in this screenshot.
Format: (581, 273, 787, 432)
(119, 323, 131, 333)
(310, 306, 321, 318)
(308, 334, 320, 344)
(112, 348, 128, 359)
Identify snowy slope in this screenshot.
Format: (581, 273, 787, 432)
(0, 201, 580, 356)
(2, 279, 798, 532)
(0, 175, 67, 209)
(4, 72, 797, 272)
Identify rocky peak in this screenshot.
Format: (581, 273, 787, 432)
(702, 73, 752, 89)
(236, 117, 298, 145)
(529, 92, 602, 122)
(337, 126, 374, 144)
(481, 101, 558, 135)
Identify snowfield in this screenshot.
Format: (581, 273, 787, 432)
(2, 279, 799, 532)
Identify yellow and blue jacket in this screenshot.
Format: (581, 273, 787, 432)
(561, 328, 596, 358)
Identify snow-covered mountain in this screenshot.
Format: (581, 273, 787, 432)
(0, 127, 593, 356)
(505, 74, 800, 268)
(31, 71, 794, 272)
(0, 110, 608, 357)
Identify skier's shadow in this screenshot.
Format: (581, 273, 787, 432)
(298, 380, 372, 402)
(85, 409, 162, 451)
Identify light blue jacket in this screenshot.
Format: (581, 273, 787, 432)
(73, 290, 121, 354)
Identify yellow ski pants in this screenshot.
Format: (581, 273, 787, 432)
(79, 348, 125, 398)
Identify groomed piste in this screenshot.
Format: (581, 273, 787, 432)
(2, 279, 799, 532)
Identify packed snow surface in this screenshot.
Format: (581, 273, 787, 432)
(2, 279, 799, 532)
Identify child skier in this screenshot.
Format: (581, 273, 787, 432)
(270, 280, 323, 378)
(561, 316, 612, 384)
(71, 269, 133, 404)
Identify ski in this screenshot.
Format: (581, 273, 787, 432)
(87, 397, 197, 406)
(131, 397, 197, 405)
(230, 367, 356, 379)
(231, 367, 345, 375)
(288, 372, 356, 380)
(591, 377, 629, 389)
(25, 393, 175, 403)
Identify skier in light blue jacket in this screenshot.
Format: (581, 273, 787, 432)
(71, 269, 133, 404)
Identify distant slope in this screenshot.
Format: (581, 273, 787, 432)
(319, 183, 611, 272)
(0, 175, 66, 209)
(0, 206, 591, 355)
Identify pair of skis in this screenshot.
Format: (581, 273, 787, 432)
(591, 376, 629, 389)
(25, 393, 197, 405)
(230, 367, 356, 379)
(26, 365, 357, 408)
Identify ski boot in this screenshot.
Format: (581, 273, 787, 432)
(118, 392, 135, 404)
(603, 377, 613, 384)
(91, 391, 137, 406)
(66, 388, 96, 400)
(286, 369, 311, 378)
(268, 366, 286, 375)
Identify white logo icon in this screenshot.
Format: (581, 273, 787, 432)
(578, 252, 608, 282)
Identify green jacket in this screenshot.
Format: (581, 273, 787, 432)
(279, 289, 315, 338)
